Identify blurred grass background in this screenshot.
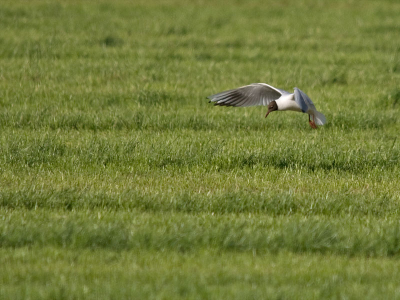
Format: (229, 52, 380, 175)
(1, 0, 400, 299)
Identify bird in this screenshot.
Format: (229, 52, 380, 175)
(207, 83, 326, 129)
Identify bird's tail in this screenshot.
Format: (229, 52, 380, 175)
(314, 111, 326, 125)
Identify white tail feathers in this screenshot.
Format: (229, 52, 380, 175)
(314, 111, 326, 125)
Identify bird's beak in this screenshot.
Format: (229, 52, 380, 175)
(265, 111, 270, 118)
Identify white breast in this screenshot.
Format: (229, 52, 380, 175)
(275, 94, 302, 112)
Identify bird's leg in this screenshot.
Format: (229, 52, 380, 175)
(309, 115, 317, 129)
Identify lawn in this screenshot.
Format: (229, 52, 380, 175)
(1, 0, 400, 299)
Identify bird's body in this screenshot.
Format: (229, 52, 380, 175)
(207, 83, 326, 128)
(275, 93, 302, 112)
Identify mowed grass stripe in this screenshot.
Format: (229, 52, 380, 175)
(1, 189, 399, 217)
(2, 248, 400, 299)
(1, 129, 399, 172)
(2, 211, 400, 257)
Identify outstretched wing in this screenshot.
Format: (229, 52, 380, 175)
(208, 83, 290, 107)
(294, 87, 316, 113)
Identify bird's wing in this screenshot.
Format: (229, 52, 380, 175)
(208, 83, 290, 107)
(294, 87, 316, 113)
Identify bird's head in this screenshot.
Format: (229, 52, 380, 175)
(265, 101, 278, 118)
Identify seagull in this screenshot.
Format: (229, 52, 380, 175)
(207, 83, 326, 129)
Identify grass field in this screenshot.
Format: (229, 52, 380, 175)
(1, 0, 400, 298)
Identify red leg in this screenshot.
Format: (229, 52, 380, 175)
(309, 115, 317, 129)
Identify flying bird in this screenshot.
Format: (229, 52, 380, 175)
(207, 83, 326, 129)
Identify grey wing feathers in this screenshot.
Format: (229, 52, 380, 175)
(208, 83, 286, 107)
(294, 87, 315, 113)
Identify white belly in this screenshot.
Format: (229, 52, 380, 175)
(276, 95, 302, 112)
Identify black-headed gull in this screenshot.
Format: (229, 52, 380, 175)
(208, 83, 326, 129)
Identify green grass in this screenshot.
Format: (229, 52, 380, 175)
(4, 249, 400, 300)
(1, 0, 400, 299)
